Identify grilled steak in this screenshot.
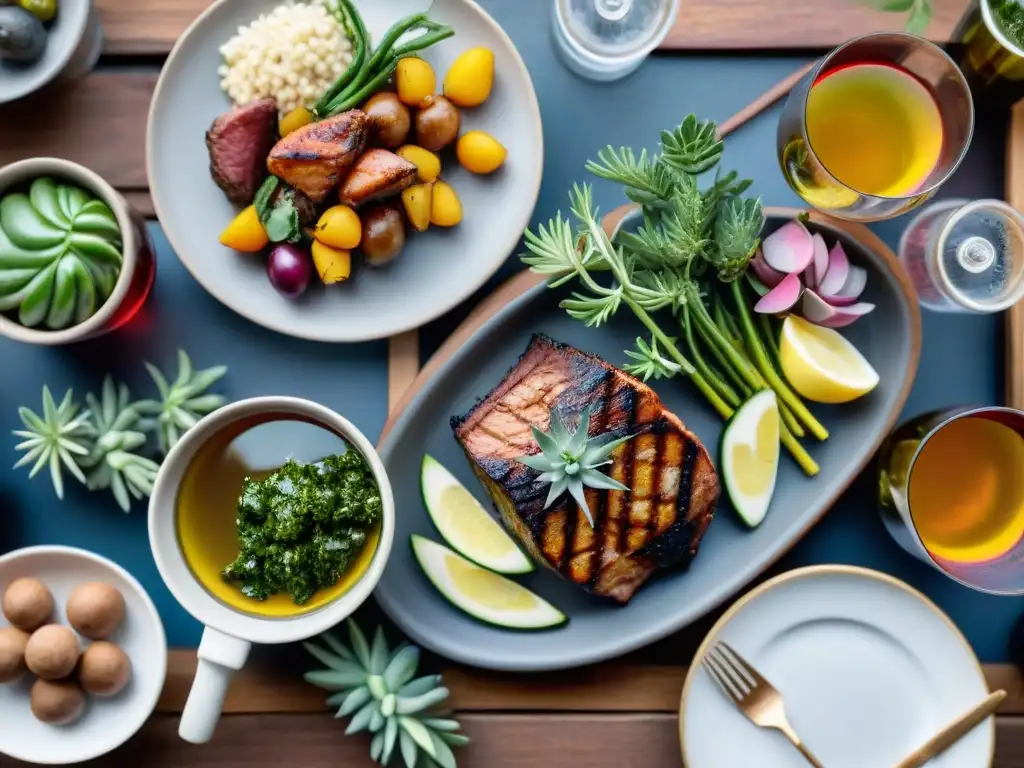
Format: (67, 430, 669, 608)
(206, 98, 278, 204)
(267, 109, 369, 202)
(339, 149, 417, 208)
(451, 335, 719, 604)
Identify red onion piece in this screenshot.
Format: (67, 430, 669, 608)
(827, 265, 868, 307)
(762, 220, 814, 274)
(801, 290, 837, 324)
(817, 302, 876, 328)
(751, 249, 786, 287)
(810, 233, 829, 289)
(818, 241, 850, 297)
(754, 273, 802, 313)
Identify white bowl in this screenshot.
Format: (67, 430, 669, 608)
(0, 546, 167, 765)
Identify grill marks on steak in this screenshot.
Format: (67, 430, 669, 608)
(206, 98, 278, 204)
(452, 335, 719, 604)
(267, 110, 369, 202)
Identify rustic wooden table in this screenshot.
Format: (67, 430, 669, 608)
(6, 0, 1024, 765)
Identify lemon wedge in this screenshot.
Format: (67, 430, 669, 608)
(779, 316, 879, 403)
(411, 536, 567, 630)
(421, 455, 534, 574)
(721, 390, 780, 527)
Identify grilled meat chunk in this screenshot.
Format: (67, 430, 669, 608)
(206, 98, 278, 204)
(451, 335, 719, 604)
(267, 110, 369, 202)
(339, 149, 417, 208)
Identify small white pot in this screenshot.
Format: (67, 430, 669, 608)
(148, 397, 395, 745)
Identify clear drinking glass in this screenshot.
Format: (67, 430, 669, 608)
(899, 198, 1024, 313)
(552, 0, 679, 81)
(878, 406, 1024, 595)
(776, 33, 974, 222)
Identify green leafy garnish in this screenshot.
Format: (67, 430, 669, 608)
(521, 114, 824, 477)
(253, 175, 302, 244)
(222, 451, 382, 605)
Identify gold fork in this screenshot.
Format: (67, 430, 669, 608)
(703, 641, 826, 768)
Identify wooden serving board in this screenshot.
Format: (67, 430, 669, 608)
(93, 0, 971, 56)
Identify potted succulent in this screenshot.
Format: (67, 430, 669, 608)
(0, 157, 155, 345)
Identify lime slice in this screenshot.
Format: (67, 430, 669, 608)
(779, 316, 880, 403)
(721, 390, 780, 528)
(421, 455, 534, 575)
(411, 535, 567, 630)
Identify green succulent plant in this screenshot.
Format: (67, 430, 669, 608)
(305, 621, 469, 768)
(80, 377, 161, 513)
(517, 406, 633, 526)
(136, 349, 227, 455)
(12, 386, 91, 499)
(0, 177, 122, 330)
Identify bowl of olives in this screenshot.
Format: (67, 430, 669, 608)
(0, 545, 166, 764)
(0, 0, 103, 106)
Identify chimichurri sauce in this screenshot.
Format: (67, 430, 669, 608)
(222, 451, 382, 605)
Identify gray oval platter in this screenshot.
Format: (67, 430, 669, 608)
(376, 212, 921, 671)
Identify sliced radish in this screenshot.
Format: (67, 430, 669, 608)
(751, 249, 786, 287)
(818, 302, 876, 328)
(818, 241, 850, 297)
(762, 220, 814, 274)
(755, 273, 802, 313)
(748, 274, 771, 297)
(828, 265, 868, 307)
(810, 233, 829, 289)
(801, 290, 837, 324)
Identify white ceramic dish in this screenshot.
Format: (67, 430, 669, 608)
(147, 0, 543, 342)
(0, 546, 167, 765)
(680, 565, 992, 768)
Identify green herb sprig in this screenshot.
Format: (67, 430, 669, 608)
(522, 114, 824, 476)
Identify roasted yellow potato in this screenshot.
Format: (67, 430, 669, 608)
(396, 58, 436, 107)
(430, 181, 462, 227)
(397, 145, 442, 183)
(279, 106, 314, 137)
(444, 47, 495, 108)
(311, 241, 352, 284)
(219, 205, 268, 252)
(402, 183, 433, 233)
(456, 131, 507, 174)
(315, 205, 362, 250)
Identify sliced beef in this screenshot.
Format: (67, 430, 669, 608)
(206, 98, 279, 205)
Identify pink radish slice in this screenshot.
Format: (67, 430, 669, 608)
(818, 241, 850, 297)
(748, 274, 771, 297)
(818, 302, 875, 328)
(754, 273, 802, 313)
(827, 265, 868, 307)
(801, 290, 837, 324)
(751, 249, 786, 287)
(762, 220, 814, 274)
(809, 233, 829, 290)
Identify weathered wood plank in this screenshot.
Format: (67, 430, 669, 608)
(1006, 99, 1024, 410)
(7, 712, 1023, 767)
(159, 650, 1024, 716)
(0, 74, 155, 189)
(94, 0, 970, 56)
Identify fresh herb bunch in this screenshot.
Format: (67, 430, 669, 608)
(11, 350, 228, 511)
(521, 114, 824, 476)
(305, 621, 468, 768)
(222, 452, 382, 604)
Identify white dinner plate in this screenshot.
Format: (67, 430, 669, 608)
(680, 565, 993, 768)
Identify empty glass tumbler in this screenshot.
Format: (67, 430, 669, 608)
(898, 198, 1024, 313)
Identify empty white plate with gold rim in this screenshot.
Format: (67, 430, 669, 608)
(679, 565, 992, 768)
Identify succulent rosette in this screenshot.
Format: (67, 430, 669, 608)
(0, 177, 122, 330)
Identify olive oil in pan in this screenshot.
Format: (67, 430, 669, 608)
(175, 418, 380, 617)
